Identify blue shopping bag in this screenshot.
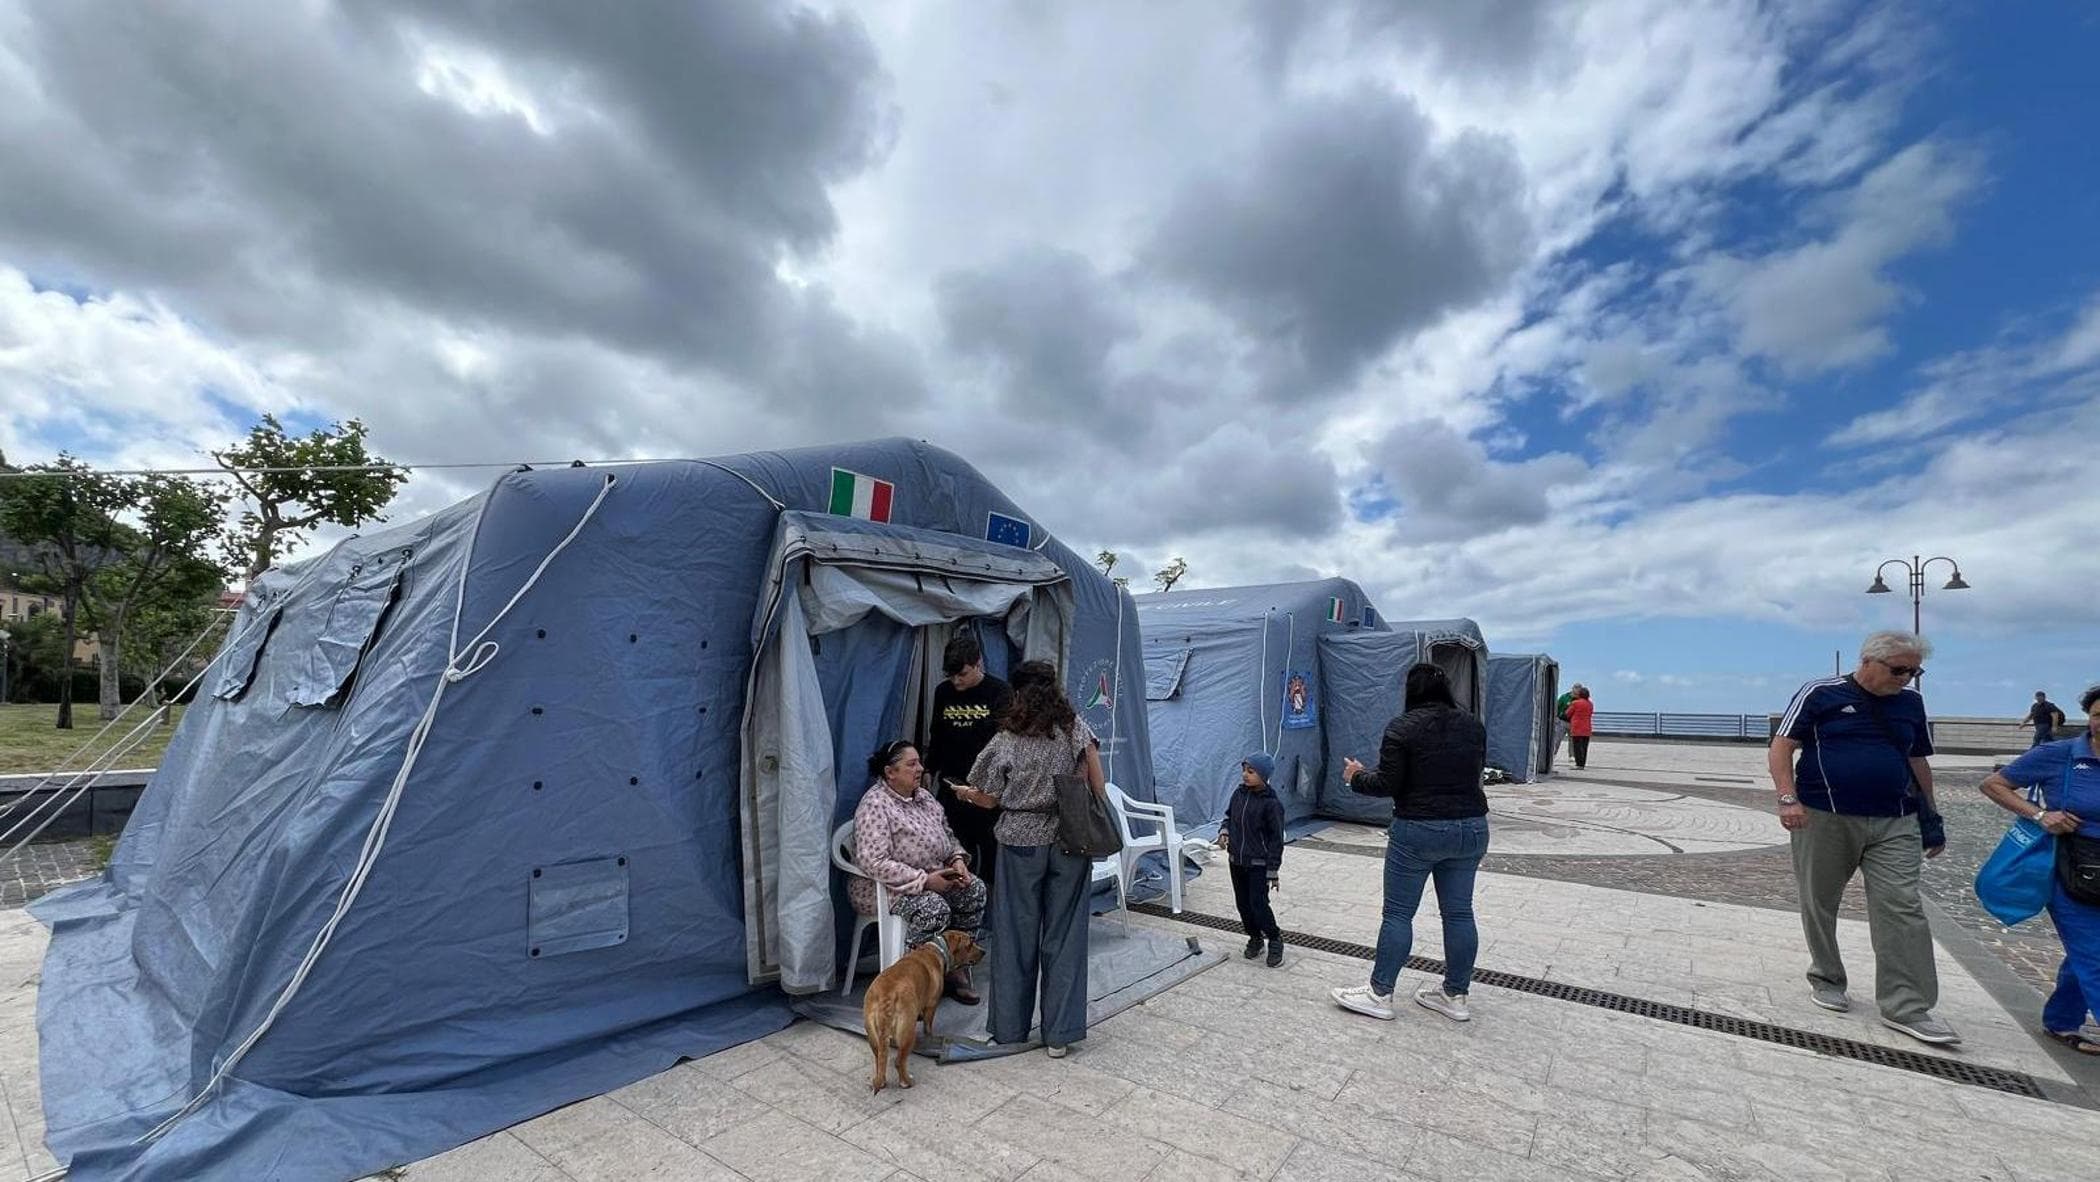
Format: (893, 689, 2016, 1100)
(1975, 817, 2055, 925)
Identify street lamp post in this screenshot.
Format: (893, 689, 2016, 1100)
(0, 628, 10, 705)
(1867, 555, 1969, 636)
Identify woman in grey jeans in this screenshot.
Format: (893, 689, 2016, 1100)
(1331, 663, 1491, 1023)
(952, 660, 1106, 1057)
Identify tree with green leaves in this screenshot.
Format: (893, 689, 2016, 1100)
(0, 457, 130, 729)
(0, 612, 65, 705)
(1095, 549, 1117, 575)
(114, 561, 228, 725)
(76, 473, 230, 720)
(215, 415, 408, 583)
(1153, 556, 1188, 593)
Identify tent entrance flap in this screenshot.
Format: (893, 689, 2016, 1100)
(740, 513, 1074, 992)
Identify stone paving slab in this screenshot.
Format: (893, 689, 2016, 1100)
(5, 901, 2096, 1180)
(1197, 840, 2073, 1086)
(5, 736, 2099, 1181)
(1420, 741, 2073, 997)
(0, 839, 98, 910)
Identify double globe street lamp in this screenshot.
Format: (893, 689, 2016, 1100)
(1867, 554, 1969, 636)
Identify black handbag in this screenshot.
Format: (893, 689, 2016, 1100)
(1052, 744, 1123, 859)
(2059, 832, 2100, 907)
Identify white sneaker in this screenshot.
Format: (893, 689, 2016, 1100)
(1415, 984, 1471, 1022)
(1881, 1012, 1961, 1046)
(1045, 1044, 1069, 1059)
(1331, 984, 1395, 1021)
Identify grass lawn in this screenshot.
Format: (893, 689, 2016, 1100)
(0, 701, 186, 775)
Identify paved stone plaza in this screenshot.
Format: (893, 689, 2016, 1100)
(5, 739, 2099, 1180)
(0, 840, 97, 911)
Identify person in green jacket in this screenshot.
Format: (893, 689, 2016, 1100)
(1555, 683, 1582, 758)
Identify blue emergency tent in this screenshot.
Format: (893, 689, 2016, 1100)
(1486, 652, 1560, 782)
(1316, 618, 1489, 821)
(1137, 580, 1383, 825)
(31, 438, 1155, 1182)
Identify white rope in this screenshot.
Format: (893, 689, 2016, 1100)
(0, 615, 233, 852)
(0, 455, 749, 482)
(134, 472, 617, 1148)
(1107, 588, 1123, 764)
(1256, 609, 1271, 755)
(689, 460, 786, 511)
(1268, 617, 1285, 755)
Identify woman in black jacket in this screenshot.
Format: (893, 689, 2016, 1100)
(1330, 663, 1490, 1024)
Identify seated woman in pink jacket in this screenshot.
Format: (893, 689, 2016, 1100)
(852, 740, 985, 1003)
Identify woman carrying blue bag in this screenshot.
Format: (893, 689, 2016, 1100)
(1980, 684, 2100, 1056)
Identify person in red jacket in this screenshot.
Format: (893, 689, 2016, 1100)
(1566, 686, 1594, 769)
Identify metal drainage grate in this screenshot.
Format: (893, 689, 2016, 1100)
(1129, 902, 2051, 1100)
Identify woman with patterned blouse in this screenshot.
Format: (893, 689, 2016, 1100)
(952, 660, 1106, 1057)
(852, 740, 986, 1004)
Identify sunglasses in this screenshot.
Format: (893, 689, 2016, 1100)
(1874, 660, 1924, 678)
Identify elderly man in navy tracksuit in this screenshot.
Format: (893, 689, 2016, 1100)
(1218, 752, 1287, 966)
(1770, 631, 1955, 1045)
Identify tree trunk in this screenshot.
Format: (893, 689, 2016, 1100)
(97, 617, 123, 721)
(57, 584, 78, 730)
(245, 520, 282, 585)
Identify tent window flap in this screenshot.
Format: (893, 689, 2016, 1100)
(1144, 650, 1190, 701)
(289, 561, 404, 708)
(212, 605, 283, 702)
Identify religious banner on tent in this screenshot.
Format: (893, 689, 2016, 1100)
(1281, 670, 1317, 730)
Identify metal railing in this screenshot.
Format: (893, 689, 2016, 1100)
(1589, 711, 1772, 740)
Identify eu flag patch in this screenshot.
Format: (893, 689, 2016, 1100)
(986, 511, 1031, 548)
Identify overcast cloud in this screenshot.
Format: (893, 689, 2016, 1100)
(2, 0, 2093, 712)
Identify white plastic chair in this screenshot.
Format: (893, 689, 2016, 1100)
(833, 820, 910, 996)
(1107, 783, 1193, 914)
(1091, 853, 1130, 932)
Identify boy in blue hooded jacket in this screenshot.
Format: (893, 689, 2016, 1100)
(1218, 752, 1286, 966)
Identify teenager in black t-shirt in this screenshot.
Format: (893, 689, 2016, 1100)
(926, 633, 1012, 887)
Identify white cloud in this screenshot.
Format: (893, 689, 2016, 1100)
(1698, 141, 1982, 373)
(1320, 394, 2100, 649)
(2, 0, 2080, 706)
(2048, 294, 2100, 372)
(1829, 288, 2100, 447)
(0, 267, 299, 465)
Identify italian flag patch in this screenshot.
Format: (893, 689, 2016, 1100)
(828, 468, 895, 523)
(1327, 597, 1346, 622)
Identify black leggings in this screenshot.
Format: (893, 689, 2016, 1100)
(1229, 865, 1279, 939)
(1570, 736, 1590, 768)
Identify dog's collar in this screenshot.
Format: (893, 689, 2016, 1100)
(922, 936, 954, 974)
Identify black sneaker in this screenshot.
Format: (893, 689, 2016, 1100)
(1266, 937, 1284, 967)
(1243, 935, 1264, 959)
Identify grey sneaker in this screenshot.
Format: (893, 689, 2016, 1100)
(1415, 984, 1471, 1022)
(1045, 1044, 1069, 1059)
(1882, 1012, 1961, 1046)
(1331, 984, 1395, 1020)
(1809, 986, 1851, 1013)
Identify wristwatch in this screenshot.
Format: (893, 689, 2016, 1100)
(1776, 793, 1799, 807)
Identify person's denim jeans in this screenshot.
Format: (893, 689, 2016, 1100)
(1370, 816, 1490, 996)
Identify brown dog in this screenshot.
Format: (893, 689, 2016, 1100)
(863, 929, 983, 1093)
